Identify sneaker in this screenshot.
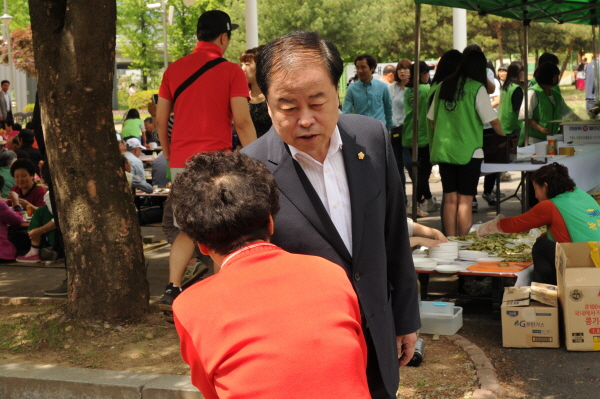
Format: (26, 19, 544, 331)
(45, 279, 67, 296)
(424, 197, 441, 212)
(16, 254, 42, 263)
(181, 261, 209, 288)
(492, 189, 506, 198)
(501, 172, 512, 182)
(482, 192, 498, 207)
(159, 283, 183, 312)
(472, 199, 478, 212)
(40, 248, 59, 262)
(416, 207, 429, 218)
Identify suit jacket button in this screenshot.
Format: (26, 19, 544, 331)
(354, 272, 360, 281)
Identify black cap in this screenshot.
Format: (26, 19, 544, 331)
(197, 10, 239, 35)
(418, 61, 435, 72)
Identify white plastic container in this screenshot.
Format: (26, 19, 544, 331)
(419, 302, 463, 335)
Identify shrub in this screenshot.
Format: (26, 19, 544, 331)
(128, 89, 158, 110)
(22, 103, 35, 113)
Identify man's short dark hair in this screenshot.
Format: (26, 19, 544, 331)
(197, 30, 231, 42)
(171, 151, 280, 256)
(538, 52, 559, 66)
(18, 129, 35, 146)
(10, 158, 35, 177)
(256, 31, 343, 97)
(144, 117, 153, 124)
(354, 53, 377, 70)
(1, 80, 9, 85)
(382, 65, 395, 76)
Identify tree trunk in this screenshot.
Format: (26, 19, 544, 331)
(28, 0, 149, 320)
(560, 40, 574, 78)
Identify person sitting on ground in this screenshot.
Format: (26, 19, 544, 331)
(120, 109, 145, 145)
(16, 191, 57, 263)
(18, 129, 42, 175)
(0, 150, 16, 198)
(0, 175, 24, 261)
(407, 218, 448, 248)
(477, 163, 600, 285)
(121, 154, 152, 193)
(8, 158, 46, 211)
(123, 138, 146, 180)
(171, 151, 370, 399)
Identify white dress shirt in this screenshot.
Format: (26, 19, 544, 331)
(288, 127, 353, 254)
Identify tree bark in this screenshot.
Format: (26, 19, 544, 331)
(495, 24, 504, 64)
(560, 40, 574, 78)
(28, 0, 149, 320)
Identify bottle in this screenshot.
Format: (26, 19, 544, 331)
(407, 337, 425, 367)
(152, 151, 157, 159)
(547, 137, 557, 155)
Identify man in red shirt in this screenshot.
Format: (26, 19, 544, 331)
(171, 151, 370, 399)
(155, 10, 256, 312)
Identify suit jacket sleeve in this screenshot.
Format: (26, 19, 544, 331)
(383, 125, 421, 335)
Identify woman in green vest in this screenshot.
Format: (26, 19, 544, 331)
(428, 50, 506, 237)
(519, 62, 573, 145)
(403, 61, 436, 217)
(477, 163, 600, 285)
(498, 61, 525, 142)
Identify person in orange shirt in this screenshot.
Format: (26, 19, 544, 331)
(170, 151, 370, 399)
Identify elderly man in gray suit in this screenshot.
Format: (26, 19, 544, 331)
(241, 31, 420, 399)
(0, 80, 8, 125)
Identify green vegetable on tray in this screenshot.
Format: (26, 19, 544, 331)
(457, 232, 533, 262)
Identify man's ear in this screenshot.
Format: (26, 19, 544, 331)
(198, 243, 210, 255)
(268, 214, 275, 235)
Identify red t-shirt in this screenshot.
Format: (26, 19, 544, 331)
(499, 200, 571, 242)
(173, 245, 369, 399)
(158, 42, 249, 168)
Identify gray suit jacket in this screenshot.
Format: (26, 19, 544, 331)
(0, 91, 7, 121)
(242, 113, 420, 395)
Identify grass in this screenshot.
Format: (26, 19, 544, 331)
(560, 84, 588, 119)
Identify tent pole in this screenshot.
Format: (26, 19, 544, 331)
(586, 25, 600, 108)
(523, 20, 530, 147)
(411, 3, 422, 221)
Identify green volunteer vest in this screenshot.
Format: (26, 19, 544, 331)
(426, 82, 440, 147)
(547, 187, 600, 242)
(498, 83, 523, 134)
(403, 84, 431, 148)
(431, 78, 483, 165)
(529, 83, 562, 141)
(529, 78, 561, 97)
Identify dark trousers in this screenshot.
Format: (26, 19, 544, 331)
(390, 126, 407, 201)
(532, 238, 557, 285)
(364, 327, 397, 399)
(406, 146, 433, 202)
(483, 128, 497, 195)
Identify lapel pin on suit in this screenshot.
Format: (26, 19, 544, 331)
(358, 152, 365, 160)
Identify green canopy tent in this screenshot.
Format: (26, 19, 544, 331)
(406, 0, 600, 220)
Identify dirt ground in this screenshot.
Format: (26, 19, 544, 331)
(0, 301, 481, 398)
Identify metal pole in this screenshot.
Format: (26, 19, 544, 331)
(245, 0, 259, 49)
(3, 0, 14, 110)
(161, 0, 168, 69)
(523, 21, 530, 147)
(593, 26, 598, 112)
(452, 8, 467, 51)
(411, 4, 421, 222)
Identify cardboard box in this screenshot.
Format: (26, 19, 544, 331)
(556, 242, 600, 351)
(561, 121, 600, 144)
(501, 283, 559, 348)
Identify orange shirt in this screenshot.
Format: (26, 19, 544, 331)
(499, 200, 571, 242)
(173, 244, 370, 399)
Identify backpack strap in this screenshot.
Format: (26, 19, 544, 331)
(172, 57, 227, 104)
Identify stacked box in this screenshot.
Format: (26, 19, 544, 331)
(501, 283, 559, 348)
(556, 242, 600, 351)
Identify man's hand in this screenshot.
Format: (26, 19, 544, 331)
(397, 332, 417, 367)
(28, 227, 44, 242)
